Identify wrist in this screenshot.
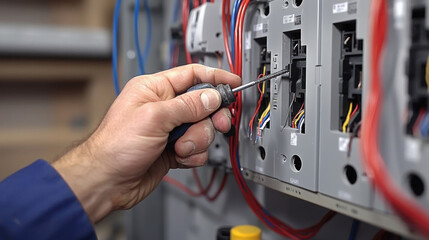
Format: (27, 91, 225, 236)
(52, 140, 116, 223)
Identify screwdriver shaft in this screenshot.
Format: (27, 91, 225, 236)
(231, 68, 290, 93)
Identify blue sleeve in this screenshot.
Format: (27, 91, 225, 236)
(0, 160, 97, 240)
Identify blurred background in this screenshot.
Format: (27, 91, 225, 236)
(0, 0, 123, 238)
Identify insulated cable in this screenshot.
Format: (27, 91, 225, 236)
(342, 102, 354, 133)
(112, 0, 122, 96)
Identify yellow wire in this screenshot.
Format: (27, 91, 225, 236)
(426, 56, 429, 92)
(342, 103, 353, 133)
(258, 65, 270, 126)
(294, 110, 305, 128)
(259, 103, 271, 125)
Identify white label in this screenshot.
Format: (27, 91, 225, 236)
(291, 133, 298, 146)
(253, 23, 263, 32)
(333, 2, 348, 14)
(339, 137, 350, 152)
(290, 178, 299, 185)
(256, 166, 264, 173)
(245, 31, 251, 50)
(338, 190, 352, 201)
(283, 14, 295, 24)
(405, 138, 421, 162)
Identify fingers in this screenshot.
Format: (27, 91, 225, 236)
(211, 108, 232, 133)
(175, 118, 215, 158)
(176, 151, 209, 168)
(156, 88, 222, 131)
(154, 64, 242, 94)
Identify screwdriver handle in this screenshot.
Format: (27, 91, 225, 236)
(167, 83, 235, 147)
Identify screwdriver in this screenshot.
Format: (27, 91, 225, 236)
(167, 68, 290, 145)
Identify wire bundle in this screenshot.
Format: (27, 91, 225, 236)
(248, 66, 269, 138)
(291, 103, 305, 132)
(361, 0, 429, 237)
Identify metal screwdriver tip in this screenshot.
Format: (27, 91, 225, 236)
(232, 68, 290, 93)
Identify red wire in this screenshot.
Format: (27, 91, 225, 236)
(206, 173, 229, 201)
(193, 168, 217, 195)
(182, 0, 192, 64)
(361, 0, 429, 238)
(163, 175, 203, 197)
(291, 103, 305, 128)
(412, 109, 425, 136)
(226, 0, 231, 33)
(193, 0, 199, 8)
(349, 104, 359, 120)
(222, 0, 234, 71)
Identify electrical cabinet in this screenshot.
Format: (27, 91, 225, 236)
(125, 0, 429, 238)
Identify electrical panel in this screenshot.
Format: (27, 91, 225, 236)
(178, 0, 429, 238)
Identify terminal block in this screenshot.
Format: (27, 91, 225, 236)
(255, 37, 271, 130)
(285, 31, 306, 133)
(406, 7, 429, 137)
(337, 21, 363, 133)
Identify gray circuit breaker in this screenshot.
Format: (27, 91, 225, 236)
(318, 0, 374, 208)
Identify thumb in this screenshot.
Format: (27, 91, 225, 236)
(158, 88, 221, 131)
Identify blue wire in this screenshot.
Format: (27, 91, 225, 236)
(297, 113, 305, 130)
(134, 0, 145, 75)
(348, 220, 360, 240)
(420, 113, 429, 137)
(230, 0, 242, 62)
(169, 0, 181, 69)
(259, 112, 271, 127)
(112, 0, 122, 96)
(142, 0, 152, 68)
(134, 0, 152, 75)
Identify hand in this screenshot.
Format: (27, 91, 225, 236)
(52, 64, 241, 223)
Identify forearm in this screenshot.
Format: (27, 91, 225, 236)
(52, 141, 115, 223)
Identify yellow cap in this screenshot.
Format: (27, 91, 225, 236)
(231, 225, 262, 240)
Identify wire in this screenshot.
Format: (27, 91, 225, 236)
(222, 0, 234, 71)
(291, 103, 305, 128)
(248, 66, 267, 137)
(347, 105, 360, 133)
(163, 175, 203, 197)
(426, 56, 429, 92)
(182, 0, 193, 64)
(294, 110, 305, 129)
(206, 173, 229, 202)
(420, 112, 429, 138)
(348, 220, 360, 240)
(112, 0, 122, 96)
(298, 113, 305, 132)
(361, 0, 429, 237)
(134, 0, 145, 75)
(133, 0, 152, 75)
(142, 0, 152, 69)
(342, 102, 354, 133)
(413, 109, 425, 136)
(230, 0, 242, 62)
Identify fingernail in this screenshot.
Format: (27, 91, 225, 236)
(178, 141, 195, 156)
(177, 157, 190, 165)
(201, 89, 220, 110)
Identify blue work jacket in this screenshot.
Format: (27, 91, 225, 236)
(0, 160, 96, 240)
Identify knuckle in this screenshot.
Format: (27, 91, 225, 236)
(140, 102, 162, 123)
(177, 94, 202, 119)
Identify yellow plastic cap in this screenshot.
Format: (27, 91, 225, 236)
(231, 225, 262, 240)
